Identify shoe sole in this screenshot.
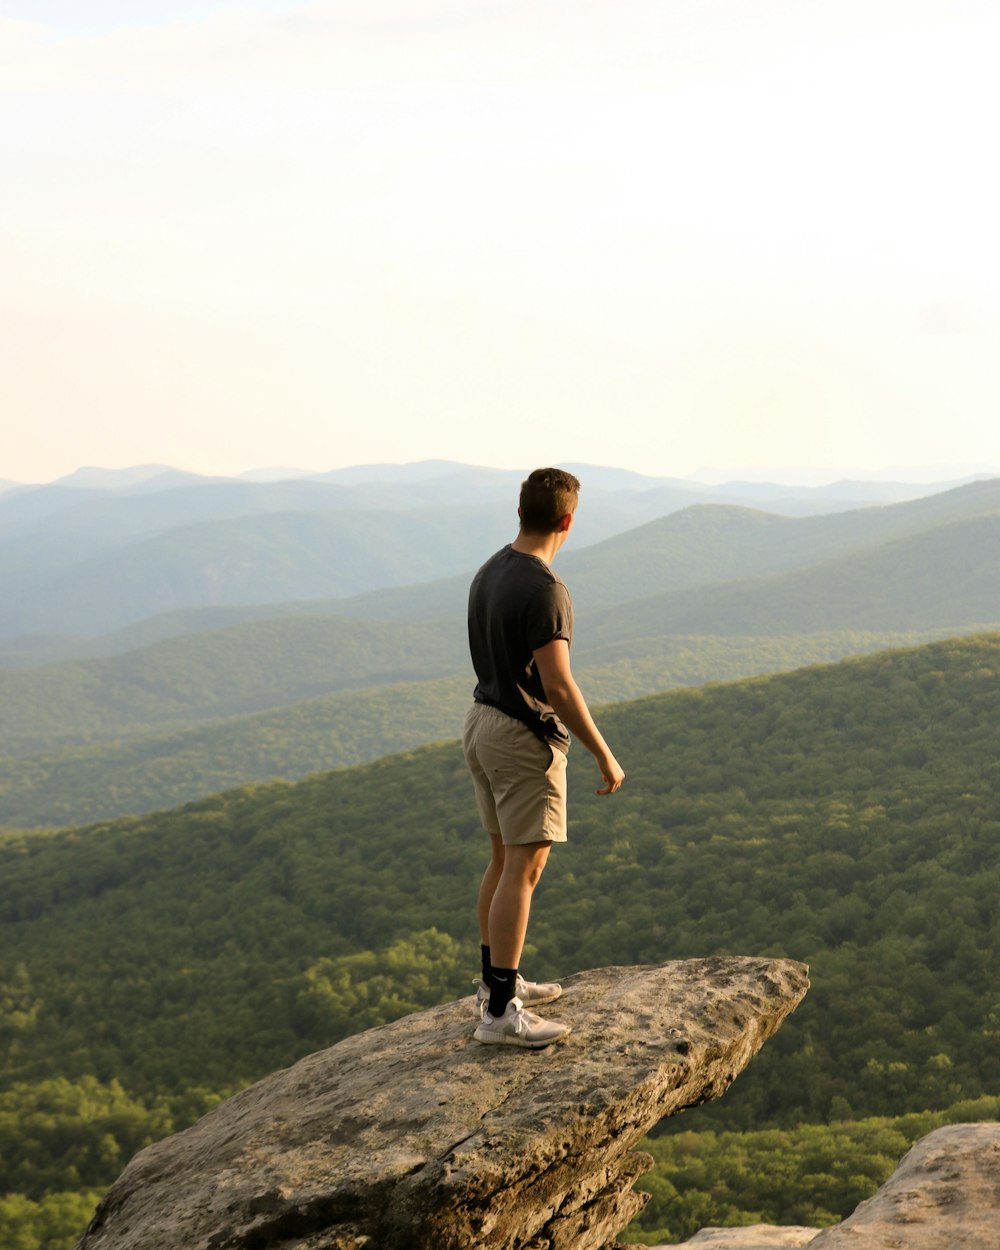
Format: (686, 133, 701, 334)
(521, 990, 561, 1008)
(473, 1024, 571, 1049)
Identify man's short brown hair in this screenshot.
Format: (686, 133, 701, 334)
(518, 467, 581, 535)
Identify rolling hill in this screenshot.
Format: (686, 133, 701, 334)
(582, 511, 1000, 645)
(0, 505, 526, 638)
(0, 630, 965, 829)
(0, 469, 711, 639)
(0, 616, 467, 756)
(2, 469, 994, 649)
(559, 475, 1000, 611)
(4, 477, 1000, 827)
(140, 475, 1000, 629)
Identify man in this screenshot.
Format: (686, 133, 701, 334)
(463, 467, 625, 1048)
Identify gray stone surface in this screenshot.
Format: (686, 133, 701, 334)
(667, 1227, 819, 1248)
(807, 1122, 1000, 1249)
(75, 956, 808, 1250)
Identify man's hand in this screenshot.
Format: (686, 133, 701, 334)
(596, 753, 625, 796)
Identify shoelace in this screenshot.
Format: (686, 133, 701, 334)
(513, 1003, 543, 1032)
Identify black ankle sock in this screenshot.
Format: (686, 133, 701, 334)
(481, 944, 492, 984)
(488, 966, 518, 1018)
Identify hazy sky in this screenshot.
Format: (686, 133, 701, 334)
(2, 0, 998, 483)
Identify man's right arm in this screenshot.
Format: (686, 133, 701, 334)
(533, 638, 625, 795)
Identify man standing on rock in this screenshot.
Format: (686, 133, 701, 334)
(464, 467, 625, 1048)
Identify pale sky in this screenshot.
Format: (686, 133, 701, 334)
(2, 0, 998, 484)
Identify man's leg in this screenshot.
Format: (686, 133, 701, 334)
(477, 833, 505, 948)
(476, 834, 505, 984)
(488, 840, 550, 967)
(485, 841, 550, 1017)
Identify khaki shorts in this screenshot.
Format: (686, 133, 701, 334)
(463, 703, 568, 845)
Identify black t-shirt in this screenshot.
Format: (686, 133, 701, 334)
(467, 544, 573, 749)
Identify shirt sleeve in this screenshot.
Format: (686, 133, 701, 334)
(523, 580, 573, 653)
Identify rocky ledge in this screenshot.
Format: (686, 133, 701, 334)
(665, 1121, 1000, 1250)
(671, 1230, 818, 1249)
(75, 956, 808, 1250)
(808, 1121, 1000, 1249)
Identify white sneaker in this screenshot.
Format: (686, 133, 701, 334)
(473, 997, 571, 1048)
(473, 974, 562, 1014)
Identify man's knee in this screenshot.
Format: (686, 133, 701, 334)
(502, 841, 551, 888)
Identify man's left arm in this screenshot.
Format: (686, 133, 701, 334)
(533, 638, 624, 795)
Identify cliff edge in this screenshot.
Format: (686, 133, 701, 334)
(75, 956, 809, 1250)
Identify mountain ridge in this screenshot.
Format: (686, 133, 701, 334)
(3, 474, 996, 643)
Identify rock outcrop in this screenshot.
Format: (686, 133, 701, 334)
(670, 1230, 818, 1249)
(666, 1121, 1000, 1250)
(670, 1230, 820, 1250)
(75, 956, 808, 1250)
(807, 1122, 1000, 1249)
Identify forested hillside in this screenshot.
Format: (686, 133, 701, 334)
(0, 617, 467, 755)
(0, 629, 967, 828)
(2, 633, 999, 1246)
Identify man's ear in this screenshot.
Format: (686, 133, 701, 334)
(558, 512, 574, 533)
